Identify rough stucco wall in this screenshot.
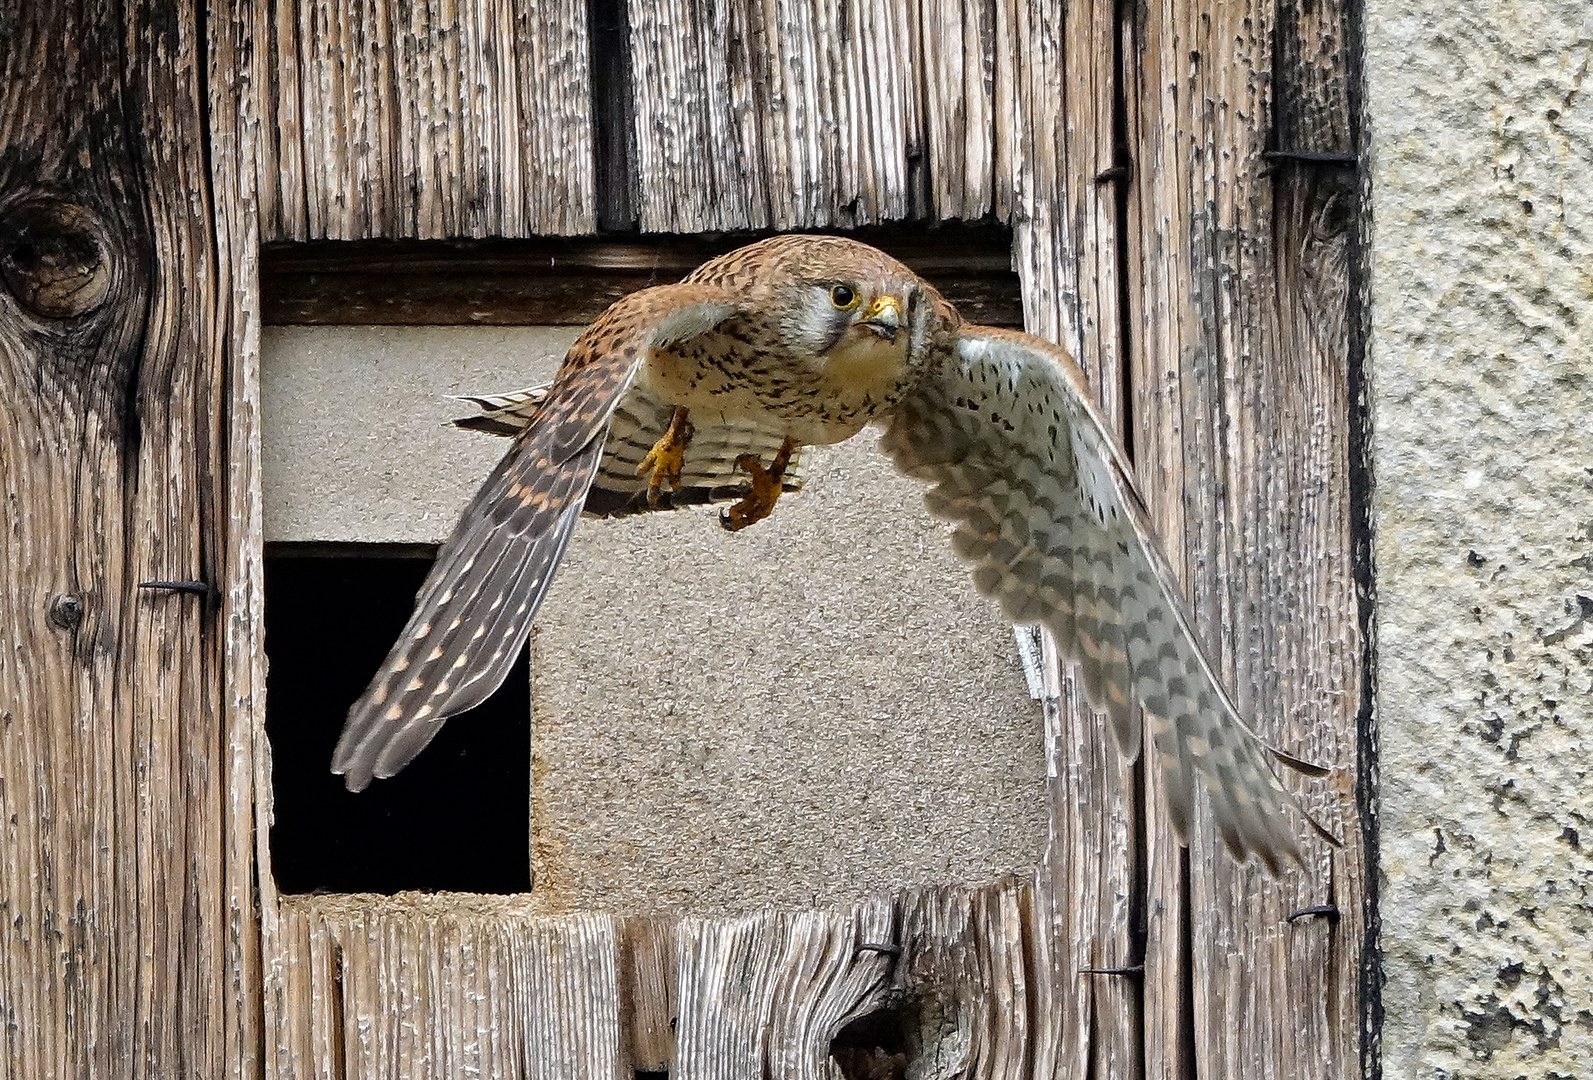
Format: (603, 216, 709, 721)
(1367, 6, 1593, 1076)
(261, 326, 1047, 914)
(261, 326, 582, 544)
(530, 443, 1047, 915)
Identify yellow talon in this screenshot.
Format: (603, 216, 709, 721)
(637, 406, 694, 506)
(721, 437, 798, 532)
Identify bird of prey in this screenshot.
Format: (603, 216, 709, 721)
(330, 234, 1335, 872)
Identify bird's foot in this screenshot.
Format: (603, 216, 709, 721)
(637, 406, 694, 505)
(721, 437, 798, 532)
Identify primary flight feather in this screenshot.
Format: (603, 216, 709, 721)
(330, 234, 1334, 873)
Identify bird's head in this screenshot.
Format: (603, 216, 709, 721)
(760, 237, 955, 379)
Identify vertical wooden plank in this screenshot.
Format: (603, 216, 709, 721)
(1004, 2, 1140, 1077)
(620, 915, 681, 1073)
(390, 0, 448, 237)
(272, 898, 627, 1078)
(208, 1, 271, 1078)
(1008, 0, 1124, 409)
(892, 883, 1036, 1079)
(918, 0, 998, 222)
(625, 0, 769, 232)
(293, 0, 340, 237)
(0, 0, 235, 1075)
(991, 0, 1017, 223)
(625, 0, 998, 233)
(262, 0, 593, 239)
(258, 0, 301, 240)
(1126, 0, 1365, 1078)
(672, 887, 1037, 1080)
(513, 0, 596, 235)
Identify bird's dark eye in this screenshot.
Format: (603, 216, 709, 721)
(830, 284, 858, 310)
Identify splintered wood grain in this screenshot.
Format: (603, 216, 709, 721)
(1006, 0, 1127, 421)
(272, 885, 1036, 1080)
(275, 896, 626, 1079)
(670, 881, 1035, 1080)
(916, 0, 998, 222)
(1003, 2, 1142, 1077)
(626, 0, 997, 232)
(892, 881, 1036, 1078)
(673, 902, 899, 1079)
(0, 0, 237, 1076)
(1125, 0, 1366, 1078)
(209, 0, 271, 1077)
(259, 0, 594, 240)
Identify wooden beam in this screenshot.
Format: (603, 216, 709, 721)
(1006, 0, 1143, 1074)
(260, 227, 1025, 328)
(0, 0, 245, 1075)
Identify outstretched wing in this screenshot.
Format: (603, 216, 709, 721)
(880, 325, 1335, 872)
(452, 382, 811, 517)
(331, 285, 742, 791)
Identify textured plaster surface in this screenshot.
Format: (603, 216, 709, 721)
(262, 325, 582, 544)
(530, 438, 1047, 915)
(262, 326, 1047, 915)
(1366, 5, 1593, 1076)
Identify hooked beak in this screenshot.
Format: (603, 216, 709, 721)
(860, 295, 903, 342)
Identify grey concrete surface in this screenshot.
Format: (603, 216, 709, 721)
(262, 326, 1048, 915)
(1366, 5, 1593, 1075)
(262, 325, 581, 544)
(530, 437, 1047, 915)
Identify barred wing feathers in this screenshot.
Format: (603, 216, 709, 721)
(880, 325, 1334, 872)
(332, 285, 742, 791)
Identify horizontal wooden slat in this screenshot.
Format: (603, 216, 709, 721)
(261, 228, 1023, 327)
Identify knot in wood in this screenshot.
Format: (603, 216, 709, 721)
(0, 198, 113, 319)
(48, 593, 84, 632)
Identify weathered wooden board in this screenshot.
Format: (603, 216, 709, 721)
(625, 0, 998, 232)
(258, 0, 595, 240)
(0, 0, 248, 1076)
(270, 882, 1037, 1079)
(212, 1, 273, 1078)
(1125, 1, 1367, 1078)
(1003, 2, 1144, 1078)
(273, 897, 626, 1079)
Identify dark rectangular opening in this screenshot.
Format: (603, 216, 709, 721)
(264, 545, 532, 894)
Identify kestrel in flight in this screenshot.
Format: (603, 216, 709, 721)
(330, 235, 1335, 872)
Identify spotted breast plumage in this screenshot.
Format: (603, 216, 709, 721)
(330, 234, 1335, 873)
